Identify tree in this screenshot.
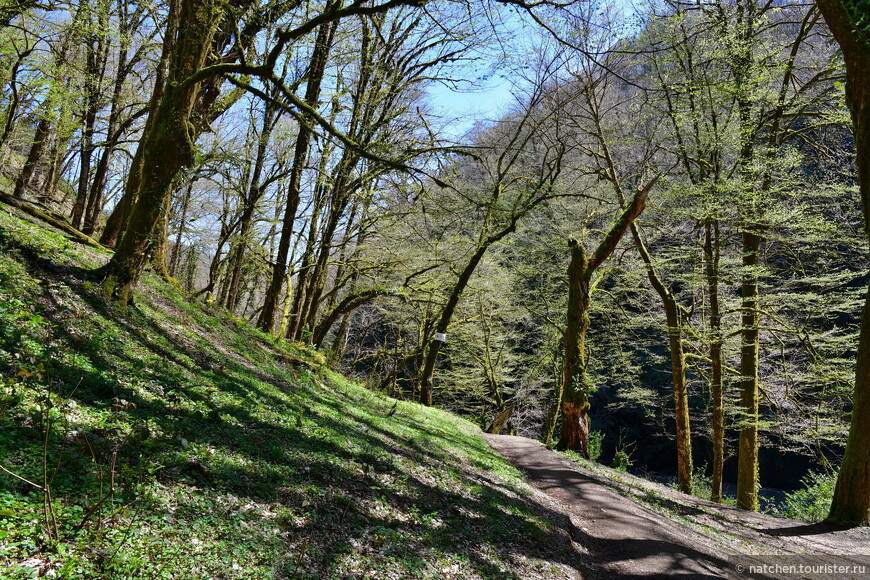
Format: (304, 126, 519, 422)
(556, 184, 649, 454)
(97, 0, 429, 304)
(96, 0, 225, 303)
(0, 0, 40, 29)
(257, 11, 338, 332)
(415, 61, 571, 406)
(816, 0, 870, 527)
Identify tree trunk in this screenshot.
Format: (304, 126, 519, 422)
(737, 230, 761, 511)
(71, 8, 108, 229)
(150, 200, 174, 282)
(816, 0, 870, 526)
(99, 0, 178, 247)
(290, 151, 356, 341)
(629, 222, 693, 494)
(95, 0, 222, 303)
(664, 297, 693, 495)
(12, 4, 84, 199)
(13, 116, 51, 198)
(556, 186, 649, 453)
(83, 19, 136, 237)
(1, 46, 34, 147)
(733, 0, 761, 511)
(169, 181, 193, 277)
(258, 17, 336, 333)
(556, 239, 593, 456)
(418, 244, 489, 406)
(224, 103, 279, 309)
(40, 132, 72, 202)
(704, 218, 725, 503)
(542, 361, 564, 448)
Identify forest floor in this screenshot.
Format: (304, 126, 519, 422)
(487, 434, 870, 579)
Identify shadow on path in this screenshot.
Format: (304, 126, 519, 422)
(487, 434, 749, 579)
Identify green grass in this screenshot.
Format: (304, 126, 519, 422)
(0, 206, 581, 579)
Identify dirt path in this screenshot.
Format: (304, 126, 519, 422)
(486, 434, 870, 579)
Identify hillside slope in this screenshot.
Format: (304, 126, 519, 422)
(0, 204, 588, 579)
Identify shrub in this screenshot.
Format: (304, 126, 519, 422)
(771, 471, 835, 522)
(588, 430, 603, 462)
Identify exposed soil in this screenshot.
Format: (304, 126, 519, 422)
(486, 434, 870, 579)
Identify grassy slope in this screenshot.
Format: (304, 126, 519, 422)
(0, 205, 585, 579)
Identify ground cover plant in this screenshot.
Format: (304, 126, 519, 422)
(0, 206, 583, 579)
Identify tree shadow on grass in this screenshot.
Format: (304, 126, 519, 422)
(0, 239, 597, 577)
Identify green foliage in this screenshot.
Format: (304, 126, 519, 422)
(588, 430, 603, 462)
(845, 1, 870, 35)
(769, 472, 836, 522)
(611, 447, 633, 473)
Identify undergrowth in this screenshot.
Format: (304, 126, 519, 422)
(768, 472, 836, 522)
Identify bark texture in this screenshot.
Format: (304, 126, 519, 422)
(630, 223, 693, 494)
(258, 16, 337, 333)
(704, 219, 725, 503)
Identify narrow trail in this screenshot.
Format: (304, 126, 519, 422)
(486, 434, 870, 579)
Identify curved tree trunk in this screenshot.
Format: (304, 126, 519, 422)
(556, 186, 649, 453)
(418, 244, 489, 406)
(629, 222, 693, 494)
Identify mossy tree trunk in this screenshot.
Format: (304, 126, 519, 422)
(816, 0, 870, 526)
(95, 0, 223, 303)
(630, 224, 693, 494)
(557, 238, 593, 455)
(98, 0, 179, 248)
(737, 230, 761, 511)
(731, 0, 762, 512)
(556, 187, 648, 454)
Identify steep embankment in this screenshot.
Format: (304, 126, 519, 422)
(0, 203, 587, 579)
